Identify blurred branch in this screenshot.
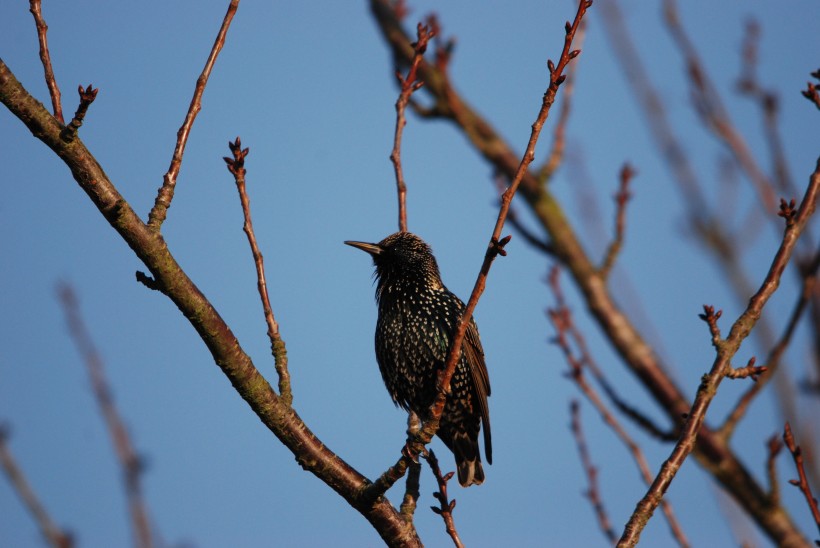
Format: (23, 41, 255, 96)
(767, 434, 784, 506)
(28, 0, 63, 123)
(663, 0, 777, 215)
(0, 426, 73, 548)
(549, 268, 688, 546)
(391, 23, 435, 233)
(224, 137, 292, 405)
(736, 19, 796, 198)
(147, 0, 239, 231)
(619, 158, 820, 547)
(599, 164, 634, 278)
(57, 284, 153, 548)
(569, 401, 617, 544)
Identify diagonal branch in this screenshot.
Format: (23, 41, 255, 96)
(224, 138, 292, 405)
(57, 284, 153, 548)
(0, 58, 421, 548)
(147, 0, 239, 231)
(783, 422, 820, 541)
(618, 158, 820, 547)
(0, 426, 73, 548)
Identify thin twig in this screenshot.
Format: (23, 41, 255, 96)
(417, 0, 591, 460)
(0, 426, 73, 548)
(570, 401, 617, 544)
(618, 158, 820, 547)
(60, 84, 98, 142)
(224, 138, 292, 405)
(390, 23, 435, 233)
(425, 449, 464, 548)
(599, 164, 634, 277)
(57, 284, 153, 548)
(147, 0, 239, 231)
(783, 422, 820, 541)
(537, 12, 587, 185)
(28, 0, 63, 123)
(493, 174, 554, 255)
(801, 70, 820, 110)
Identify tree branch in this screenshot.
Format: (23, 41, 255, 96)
(224, 138, 292, 405)
(28, 0, 63, 123)
(0, 58, 421, 548)
(147, 0, 239, 231)
(57, 284, 153, 548)
(0, 426, 73, 548)
(618, 158, 820, 547)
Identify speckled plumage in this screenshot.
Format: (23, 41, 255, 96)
(345, 232, 492, 487)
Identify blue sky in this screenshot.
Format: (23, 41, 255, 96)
(1, 1, 819, 546)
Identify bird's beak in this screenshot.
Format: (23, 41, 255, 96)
(344, 240, 382, 256)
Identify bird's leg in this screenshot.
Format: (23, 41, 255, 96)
(403, 411, 423, 463)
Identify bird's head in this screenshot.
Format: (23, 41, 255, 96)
(345, 231, 444, 296)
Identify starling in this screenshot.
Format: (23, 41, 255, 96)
(345, 231, 491, 486)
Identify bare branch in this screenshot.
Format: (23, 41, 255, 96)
(599, 163, 634, 277)
(767, 434, 784, 506)
(420, 0, 592, 458)
(0, 58, 422, 548)
(618, 158, 820, 547)
(724, 357, 767, 381)
(28, 0, 63, 123)
(783, 423, 820, 541)
(224, 137, 292, 406)
(801, 70, 820, 110)
(390, 23, 435, 233)
(663, 0, 777, 216)
(57, 284, 153, 548)
(60, 84, 98, 142)
(425, 449, 465, 548)
(148, 0, 240, 231)
(549, 269, 688, 546)
(0, 426, 73, 548)
(537, 12, 588, 185)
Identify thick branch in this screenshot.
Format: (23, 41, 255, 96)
(0, 59, 420, 548)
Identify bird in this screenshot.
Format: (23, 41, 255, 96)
(345, 231, 491, 486)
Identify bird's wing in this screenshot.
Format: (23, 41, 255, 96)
(464, 317, 492, 464)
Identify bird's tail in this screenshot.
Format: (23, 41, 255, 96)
(450, 430, 484, 487)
